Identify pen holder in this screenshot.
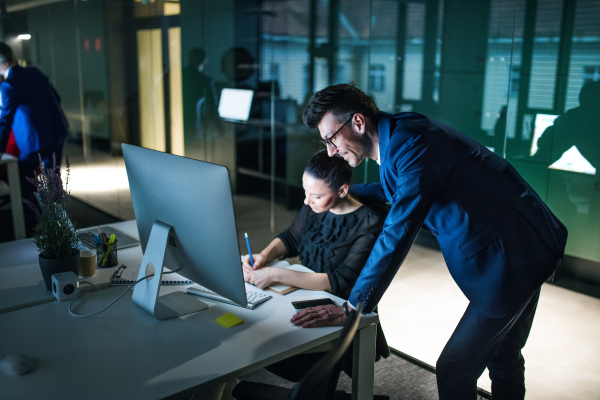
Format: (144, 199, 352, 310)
(97, 239, 118, 268)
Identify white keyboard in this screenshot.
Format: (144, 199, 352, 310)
(186, 285, 272, 309)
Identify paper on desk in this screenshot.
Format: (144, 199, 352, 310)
(260, 260, 314, 294)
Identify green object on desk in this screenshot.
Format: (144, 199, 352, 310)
(101, 234, 116, 267)
(215, 312, 244, 328)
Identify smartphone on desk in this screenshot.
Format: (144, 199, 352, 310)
(291, 298, 335, 312)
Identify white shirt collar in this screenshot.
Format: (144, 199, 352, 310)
(3, 65, 14, 79)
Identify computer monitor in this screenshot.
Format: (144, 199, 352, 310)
(218, 88, 254, 122)
(122, 144, 248, 320)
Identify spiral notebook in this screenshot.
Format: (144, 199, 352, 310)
(110, 264, 193, 285)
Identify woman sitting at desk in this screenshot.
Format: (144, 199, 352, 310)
(240, 150, 389, 386)
(242, 149, 383, 299)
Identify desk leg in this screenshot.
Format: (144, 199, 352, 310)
(352, 322, 376, 400)
(7, 161, 25, 240)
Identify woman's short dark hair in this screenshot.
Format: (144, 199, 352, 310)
(304, 150, 352, 191)
(302, 82, 380, 128)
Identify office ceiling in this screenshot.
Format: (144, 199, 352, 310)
(2, 0, 67, 13)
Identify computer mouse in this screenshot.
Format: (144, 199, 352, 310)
(0, 354, 37, 376)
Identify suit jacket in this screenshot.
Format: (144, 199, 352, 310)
(349, 112, 568, 318)
(0, 65, 68, 160)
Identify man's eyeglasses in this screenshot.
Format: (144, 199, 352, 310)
(321, 115, 353, 149)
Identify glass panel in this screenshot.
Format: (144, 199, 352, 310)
(544, 0, 600, 263)
(169, 27, 184, 156)
(482, 0, 526, 156)
(370, 0, 400, 113)
(137, 29, 166, 152)
(528, 0, 563, 109)
(403, 3, 425, 101)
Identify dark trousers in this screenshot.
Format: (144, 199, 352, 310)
(436, 286, 541, 400)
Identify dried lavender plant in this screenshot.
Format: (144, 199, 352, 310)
(24, 154, 80, 259)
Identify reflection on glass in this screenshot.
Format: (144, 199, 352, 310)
(531, 81, 600, 175)
(218, 89, 254, 122)
(530, 113, 558, 156)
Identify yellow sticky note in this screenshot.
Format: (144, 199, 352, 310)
(215, 312, 244, 328)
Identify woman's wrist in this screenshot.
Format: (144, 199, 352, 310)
(259, 250, 272, 264)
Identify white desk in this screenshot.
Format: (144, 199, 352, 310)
(0, 220, 141, 314)
(0, 221, 378, 400)
(0, 153, 25, 240)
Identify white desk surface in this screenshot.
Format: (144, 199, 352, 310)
(0, 220, 141, 314)
(0, 220, 378, 400)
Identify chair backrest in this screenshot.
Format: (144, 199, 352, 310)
(288, 302, 364, 400)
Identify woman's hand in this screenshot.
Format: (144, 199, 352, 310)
(290, 304, 346, 328)
(242, 253, 267, 274)
(244, 267, 276, 289)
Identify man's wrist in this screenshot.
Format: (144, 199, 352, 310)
(342, 301, 351, 318)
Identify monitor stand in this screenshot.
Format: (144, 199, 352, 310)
(132, 220, 208, 320)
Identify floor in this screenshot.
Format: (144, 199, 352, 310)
(35, 155, 600, 398)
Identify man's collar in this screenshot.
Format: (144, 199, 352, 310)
(3, 64, 14, 79)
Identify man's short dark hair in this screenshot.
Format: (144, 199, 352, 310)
(302, 82, 380, 128)
(304, 149, 352, 191)
(0, 42, 15, 65)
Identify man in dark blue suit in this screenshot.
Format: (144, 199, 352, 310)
(0, 42, 69, 230)
(292, 83, 568, 399)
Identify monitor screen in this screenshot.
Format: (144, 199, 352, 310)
(218, 88, 254, 122)
(122, 144, 248, 318)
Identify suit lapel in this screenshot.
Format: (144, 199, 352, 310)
(377, 112, 394, 201)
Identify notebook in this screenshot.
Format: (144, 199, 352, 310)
(110, 264, 193, 285)
(249, 260, 314, 295)
(78, 226, 140, 250)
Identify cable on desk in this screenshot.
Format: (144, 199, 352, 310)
(68, 267, 183, 318)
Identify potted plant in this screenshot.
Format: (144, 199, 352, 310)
(24, 154, 80, 291)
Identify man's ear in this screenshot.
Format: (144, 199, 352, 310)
(353, 113, 367, 134)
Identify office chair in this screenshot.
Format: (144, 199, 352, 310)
(232, 303, 366, 400)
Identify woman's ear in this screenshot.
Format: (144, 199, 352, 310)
(338, 184, 349, 198)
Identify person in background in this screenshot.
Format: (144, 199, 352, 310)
(293, 83, 568, 400)
(182, 47, 222, 140)
(0, 74, 19, 183)
(0, 42, 69, 232)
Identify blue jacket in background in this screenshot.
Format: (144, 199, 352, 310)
(0, 65, 68, 162)
(349, 112, 568, 318)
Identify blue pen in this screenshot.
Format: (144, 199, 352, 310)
(244, 232, 255, 269)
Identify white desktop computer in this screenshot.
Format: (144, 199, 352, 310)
(122, 144, 249, 320)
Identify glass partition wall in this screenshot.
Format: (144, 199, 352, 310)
(2, 0, 598, 396)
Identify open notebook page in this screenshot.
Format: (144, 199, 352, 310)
(261, 260, 314, 294)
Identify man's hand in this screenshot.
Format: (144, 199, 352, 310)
(290, 304, 346, 328)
